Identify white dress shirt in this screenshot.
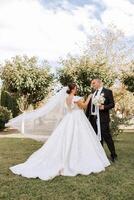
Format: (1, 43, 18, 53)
(91, 87, 103, 115)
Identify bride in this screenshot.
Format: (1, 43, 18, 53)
(7, 83, 110, 180)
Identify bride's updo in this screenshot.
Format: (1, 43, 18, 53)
(66, 83, 77, 94)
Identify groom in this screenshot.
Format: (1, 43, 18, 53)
(86, 78, 117, 162)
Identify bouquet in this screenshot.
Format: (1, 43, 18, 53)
(92, 93, 105, 106)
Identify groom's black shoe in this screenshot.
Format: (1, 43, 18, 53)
(110, 154, 118, 162)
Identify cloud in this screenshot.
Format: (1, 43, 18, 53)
(0, 0, 100, 64)
(101, 0, 134, 36)
(0, 0, 134, 65)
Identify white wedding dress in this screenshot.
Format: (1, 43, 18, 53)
(9, 91, 110, 180)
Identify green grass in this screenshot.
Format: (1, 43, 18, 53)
(0, 133, 134, 200)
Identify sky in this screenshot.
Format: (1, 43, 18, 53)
(0, 0, 134, 66)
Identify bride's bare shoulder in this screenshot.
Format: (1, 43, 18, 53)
(65, 95, 73, 106)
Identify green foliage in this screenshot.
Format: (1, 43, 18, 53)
(1, 55, 54, 111)
(122, 73, 134, 93)
(110, 110, 128, 137)
(58, 55, 116, 96)
(0, 89, 19, 117)
(0, 106, 12, 130)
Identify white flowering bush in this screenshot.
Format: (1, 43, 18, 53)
(57, 55, 116, 96)
(1, 55, 54, 112)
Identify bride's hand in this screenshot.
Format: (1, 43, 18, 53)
(75, 94, 92, 109)
(88, 94, 93, 98)
(85, 94, 92, 102)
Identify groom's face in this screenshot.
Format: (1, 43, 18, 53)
(91, 80, 101, 90)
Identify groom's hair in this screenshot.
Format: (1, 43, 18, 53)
(92, 78, 102, 83)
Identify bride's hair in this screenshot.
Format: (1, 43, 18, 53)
(66, 83, 77, 94)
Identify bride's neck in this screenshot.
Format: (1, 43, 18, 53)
(69, 93, 74, 97)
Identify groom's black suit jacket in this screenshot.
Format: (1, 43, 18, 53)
(86, 87, 117, 157)
(86, 87, 115, 123)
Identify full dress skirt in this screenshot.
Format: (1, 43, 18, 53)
(10, 107, 110, 180)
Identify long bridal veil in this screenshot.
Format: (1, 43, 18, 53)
(6, 87, 68, 141)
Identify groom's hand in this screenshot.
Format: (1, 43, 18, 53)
(99, 105, 104, 110)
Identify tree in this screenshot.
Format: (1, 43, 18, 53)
(113, 84, 134, 117)
(1, 55, 54, 112)
(57, 26, 134, 96)
(85, 25, 134, 72)
(0, 88, 19, 117)
(122, 66, 134, 93)
(57, 55, 116, 96)
(123, 74, 134, 93)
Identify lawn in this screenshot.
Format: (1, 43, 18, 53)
(0, 133, 134, 200)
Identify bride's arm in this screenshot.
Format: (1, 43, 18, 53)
(75, 94, 92, 109)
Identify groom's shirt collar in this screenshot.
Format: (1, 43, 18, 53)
(94, 86, 103, 94)
(98, 86, 103, 92)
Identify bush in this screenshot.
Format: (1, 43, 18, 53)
(122, 74, 134, 93)
(1, 89, 20, 117)
(0, 106, 12, 131)
(110, 110, 128, 137)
